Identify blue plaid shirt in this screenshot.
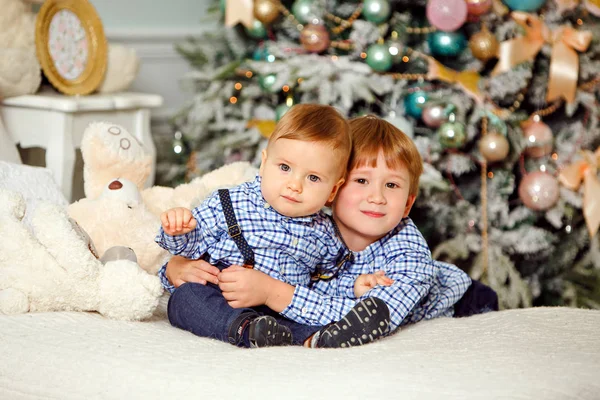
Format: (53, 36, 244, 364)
(280, 218, 472, 331)
(155, 175, 341, 290)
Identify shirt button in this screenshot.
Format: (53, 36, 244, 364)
(263, 202, 270, 209)
(292, 238, 299, 246)
(301, 307, 308, 315)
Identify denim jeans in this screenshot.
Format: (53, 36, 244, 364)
(453, 280, 499, 317)
(167, 282, 321, 347)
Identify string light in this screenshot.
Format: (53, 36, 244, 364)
(552, 153, 558, 160)
(245, 71, 253, 78)
(488, 171, 494, 179)
(234, 82, 242, 90)
(229, 96, 238, 104)
(360, 52, 367, 59)
(282, 85, 290, 92)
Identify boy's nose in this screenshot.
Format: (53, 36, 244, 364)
(287, 177, 302, 193)
(367, 188, 385, 204)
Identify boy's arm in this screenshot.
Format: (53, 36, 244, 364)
(154, 193, 223, 260)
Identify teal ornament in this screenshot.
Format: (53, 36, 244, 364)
(362, 0, 391, 24)
(366, 43, 393, 72)
(502, 0, 546, 12)
(275, 104, 292, 121)
(428, 31, 467, 57)
(259, 74, 278, 92)
(252, 45, 275, 62)
(245, 20, 268, 39)
(404, 90, 429, 119)
(438, 121, 467, 148)
(292, 0, 316, 24)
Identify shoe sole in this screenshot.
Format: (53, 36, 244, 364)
(318, 298, 390, 348)
(248, 316, 293, 348)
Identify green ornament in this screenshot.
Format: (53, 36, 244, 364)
(366, 43, 393, 72)
(220, 0, 226, 14)
(259, 74, 278, 92)
(245, 20, 268, 39)
(362, 0, 391, 24)
(404, 90, 429, 119)
(428, 31, 467, 57)
(438, 121, 467, 149)
(275, 103, 292, 121)
(292, 0, 316, 24)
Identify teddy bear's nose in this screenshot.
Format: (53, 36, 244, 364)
(109, 180, 123, 190)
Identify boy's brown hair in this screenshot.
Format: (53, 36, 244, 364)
(348, 115, 423, 196)
(268, 104, 351, 178)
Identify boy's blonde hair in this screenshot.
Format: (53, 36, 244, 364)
(268, 104, 351, 177)
(348, 115, 423, 196)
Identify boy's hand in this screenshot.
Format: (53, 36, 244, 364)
(354, 270, 394, 298)
(160, 207, 197, 236)
(166, 256, 220, 287)
(218, 266, 272, 308)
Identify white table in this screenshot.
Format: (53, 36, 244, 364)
(0, 91, 163, 201)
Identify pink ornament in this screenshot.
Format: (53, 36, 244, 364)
(523, 120, 553, 158)
(518, 171, 560, 211)
(426, 0, 468, 32)
(466, 0, 492, 15)
(422, 104, 448, 128)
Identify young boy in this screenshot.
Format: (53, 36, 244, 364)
(164, 115, 497, 348)
(156, 104, 390, 348)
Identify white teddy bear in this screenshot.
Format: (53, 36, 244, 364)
(0, 189, 163, 321)
(0, 0, 44, 97)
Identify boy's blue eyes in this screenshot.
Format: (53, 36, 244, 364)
(278, 164, 321, 182)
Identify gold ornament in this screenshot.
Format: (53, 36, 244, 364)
(469, 26, 499, 62)
(300, 24, 330, 53)
(479, 132, 509, 162)
(254, 0, 280, 25)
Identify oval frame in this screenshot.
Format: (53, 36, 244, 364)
(35, 0, 107, 95)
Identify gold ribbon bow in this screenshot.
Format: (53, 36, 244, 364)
(225, 0, 254, 28)
(492, 12, 592, 104)
(427, 58, 485, 105)
(558, 148, 600, 237)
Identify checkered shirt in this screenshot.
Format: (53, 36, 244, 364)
(155, 175, 342, 292)
(281, 217, 472, 331)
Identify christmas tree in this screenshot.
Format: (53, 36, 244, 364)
(163, 0, 600, 309)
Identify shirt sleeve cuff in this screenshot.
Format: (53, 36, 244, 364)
(157, 263, 176, 294)
(280, 285, 312, 322)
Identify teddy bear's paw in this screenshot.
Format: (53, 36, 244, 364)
(0, 288, 30, 315)
(32, 203, 99, 268)
(98, 260, 163, 321)
(0, 189, 26, 221)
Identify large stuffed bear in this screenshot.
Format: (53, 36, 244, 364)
(0, 189, 163, 320)
(68, 122, 258, 275)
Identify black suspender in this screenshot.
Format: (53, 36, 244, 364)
(217, 189, 255, 268)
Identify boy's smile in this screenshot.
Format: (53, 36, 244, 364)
(332, 150, 416, 252)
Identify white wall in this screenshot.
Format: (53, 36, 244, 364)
(91, 0, 217, 120)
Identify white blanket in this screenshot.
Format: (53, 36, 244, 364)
(1, 306, 599, 399)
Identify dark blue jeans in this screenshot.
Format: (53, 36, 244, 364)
(453, 280, 499, 317)
(167, 282, 321, 347)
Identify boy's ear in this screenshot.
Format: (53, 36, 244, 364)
(403, 194, 417, 218)
(327, 177, 345, 203)
(259, 149, 267, 176)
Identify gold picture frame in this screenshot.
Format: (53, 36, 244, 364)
(35, 0, 107, 95)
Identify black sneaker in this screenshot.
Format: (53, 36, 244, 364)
(315, 297, 390, 348)
(248, 316, 293, 348)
